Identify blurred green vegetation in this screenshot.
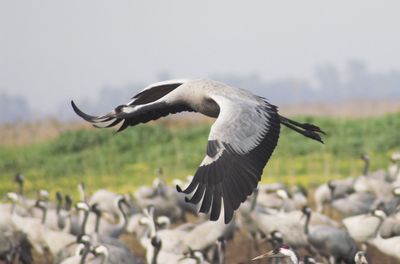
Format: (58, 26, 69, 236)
(0, 112, 399, 198)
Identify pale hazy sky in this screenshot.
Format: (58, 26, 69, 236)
(1, 1, 399, 113)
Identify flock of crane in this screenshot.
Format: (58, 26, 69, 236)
(1, 153, 400, 264)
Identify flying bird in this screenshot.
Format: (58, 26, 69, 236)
(71, 79, 324, 223)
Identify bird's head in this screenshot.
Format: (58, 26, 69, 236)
(361, 154, 370, 162)
(252, 244, 298, 263)
(75, 201, 90, 212)
(77, 234, 92, 245)
(116, 195, 131, 211)
(156, 216, 171, 229)
(56, 191, 63, 202)
(392, 186, 400, 197)
(371, 209, 387, 220)
(302, 206, 312, 217)
(327, 180, 336, 191)
(276, 189, 290, 200)
(151, 236, 162, 249)
(91, 245, 109, 258)
(37, 189, 49, 201)
(303, 255, 317, 264)
(35, 199, 47, 210)
(268, 230, 284, 244)
(91, 203, 102, 216)
(65, 194, 73, 210)
(14, 173, 24, 184)
(390, 152, 400, 163)
(6, 192, 19, 203)
(354, 251, 368, 264)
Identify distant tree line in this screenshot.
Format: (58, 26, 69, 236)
(2, 60, 400, 123)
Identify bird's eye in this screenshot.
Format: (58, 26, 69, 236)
(115, 105, 126, 113)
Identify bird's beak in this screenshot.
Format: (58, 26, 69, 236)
(252, 250, 285, 261)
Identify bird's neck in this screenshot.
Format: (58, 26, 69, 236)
(79, 185, 86, 202)
(79, 245, 91, 264)
(250, 189, 259, 212)
(217, 240, 225, 264)
(95, 213, 101, 233)
(116, 200, 128, 231)
(41, 206, 47, 224)
(81, 210, 89, 235)
(56, 199, 62, 215)
(304, 213, 311, 235)
(151, 245, 160, 264)
(18, 182, 24, 196)
(363, 159, 370, 175)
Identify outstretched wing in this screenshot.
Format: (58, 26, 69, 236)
(71, 80, 194, 132)
(177, 94, 281, 223)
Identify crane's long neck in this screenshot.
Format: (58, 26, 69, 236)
(79, 245, 90, 264)
(81, 210, 89, 235)
(116, 199, 128, 232)
(56, 198, 62, 215)
(41, 205, 47, 224)
(61, 212, 71, 233)
(304, 213, 311, 235)
(250, 188, 259, 212)
(363, 158, 370, 175)
(95, 212, 101, 233)
(372, 216, 386, 238)
(217, 240, 225, 264)
(79, 183, 86, 202)
(151, 243, 160, 264)
(18, 181, 24, 196)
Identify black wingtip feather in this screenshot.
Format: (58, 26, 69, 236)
(302, 123, 326, 135)
(187, 184, 205, 204)
(71, 100, 99, 122)
(210, 184, 222, 221)
(279, 115, 325, 144)
(178, 180, 198, 194)
(199, 187, 213, 214)
(176, 185, 183, 192)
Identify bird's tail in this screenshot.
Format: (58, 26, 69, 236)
(279, 115, 325, 143)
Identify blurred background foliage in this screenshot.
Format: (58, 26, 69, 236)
(0, 112, 399, 197)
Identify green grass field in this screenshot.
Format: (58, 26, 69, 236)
(1, 112, 399, 199)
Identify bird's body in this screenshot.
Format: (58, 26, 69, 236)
(72, 79, 324, 223)
(342, 211, 384, 243)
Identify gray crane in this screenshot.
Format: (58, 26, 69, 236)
(342, 209, 387, 244)
(89, 196, 130, 238)
(380, 210, 400, 238)
(303, 207, 358, 264)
